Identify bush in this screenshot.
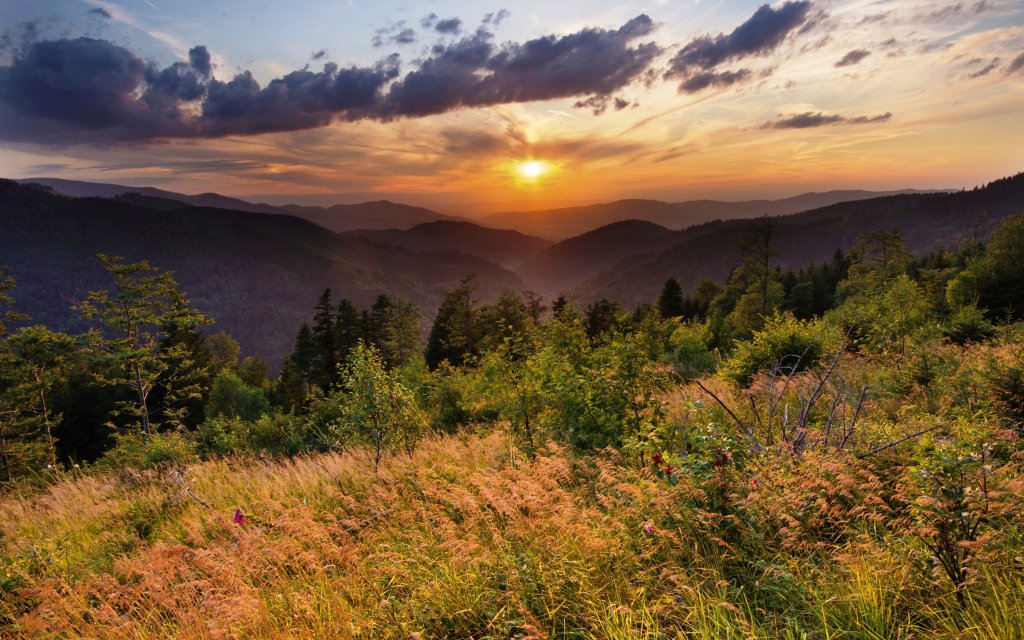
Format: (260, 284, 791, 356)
(667, 320, 718, 380)
(720, 312, 824, 385)
(101, 431, 197, 473)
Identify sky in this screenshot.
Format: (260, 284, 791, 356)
(0, 0, 1022, 213)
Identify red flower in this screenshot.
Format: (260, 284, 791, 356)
(751, 477, 759, 490)
(713, 449, 729, 467)
(664, 465, 674, 476)
(652, 452, 664, 467)
(233, 508, 247, 526)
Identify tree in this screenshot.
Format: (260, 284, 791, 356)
(335, 343, 426, 471)
(657, 278, 686, 319)
(334, 297, 362, 365)
(947, 213, 1024, 320)
(585, 299, 621, 341)
(206, 331, 241, 373)
(4, 326, 77, 468)
(0, 267, 28, 336)
(310, 289, 338, 389)
(77, 255, 209, 435)
(425, 275, 479, 369)
(384, 296, 421, 368)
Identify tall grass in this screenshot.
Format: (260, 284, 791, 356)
(1, 429, 1021, 638)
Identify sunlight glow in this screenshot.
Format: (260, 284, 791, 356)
(517, 160, 549, 180)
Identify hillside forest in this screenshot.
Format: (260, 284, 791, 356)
(1, 201, 1024, 637)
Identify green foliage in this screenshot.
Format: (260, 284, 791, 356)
(944, 304, 997, 345)
(425, 275, 479, 369)
(948, 213, 1024, 320)
(101, 430, 197, 472)
(667, 320, 718, 380)
(658, 277, 686, 319)
(206, 371, 270, 422)
(77, 255, 210, 435)
(333, 342, 427, 469)
(720, 312, 824, 385)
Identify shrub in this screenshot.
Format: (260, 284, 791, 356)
(721, 312, 824, 385)
(101, 431, 197, 473)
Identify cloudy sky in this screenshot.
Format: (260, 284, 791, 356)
(0, 0, 1022, 211)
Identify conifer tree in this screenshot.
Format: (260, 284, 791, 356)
(657, 278, 686, 319)
(309, 289, 337, 389)
(425, 275, 479, 369)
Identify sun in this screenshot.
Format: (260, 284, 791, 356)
(517, 160, 549, 180)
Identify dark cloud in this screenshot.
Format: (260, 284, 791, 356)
(483, 10, 511, 27)
(917, 1, 992, 22)
(763, 111, 892, 129)
(680, 69, 752, 92)
(0, 15, 662, 144)
(383, 15, 660, 118)
(834, 49, 870, 67)
(1006, 52, 1024, 75)
(665, 1, 815, 92)
(88, 7, 112, 19)
(966, 57, 1000, 78)
(311, 49, 327, 61)
(434, 18, 462, 35)
(372, 22, 416, 48)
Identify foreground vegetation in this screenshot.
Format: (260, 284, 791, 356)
(2, 215, 1024, 637)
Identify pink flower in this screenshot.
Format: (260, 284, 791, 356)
(644, 524, 655, 534)
(233, 509, 247, 526)
(751, 477, 759, 490)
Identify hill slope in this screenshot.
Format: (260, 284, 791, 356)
(0, 180, 521, 364)
(558, 174, 1024, 306)
(484, 189, 946, 240)
(344, 220, 552, 268)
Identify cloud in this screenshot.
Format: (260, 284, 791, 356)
(665, 1, 815, 92)
(483, 10, 511, 27)
(1006, 52, 1024, 75)
(382, 15, 660, 118)
(372, 22, 416, 48)
(763, 111, 892, 128)
(0, 15, 662, 144)
(311, 49, 328, 61)
(434, 18, 462, 35)
(834, 49, 870, 67)
(88, 7, 112, 19)
(680, 69, 753, 92)
(966, 57, 1000, 79)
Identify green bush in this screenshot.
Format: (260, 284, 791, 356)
(101, 431, 197, 472)
(667, 320, 718, 380)
(720, 312, 824, 385)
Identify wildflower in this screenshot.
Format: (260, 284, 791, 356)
(652, 452, 664, 467)
(644, 524, 655, 534)
(751, 477, 759, 490)
(233, 509, 247, 526)
(664, 465, 674, 477)
(713, 449, 730, 467)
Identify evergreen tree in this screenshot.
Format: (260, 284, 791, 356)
(334, 298, 362, 366)
(309, 289, 337, 389)
(585, 299, 621, 341)
(657, 278, 686, 319)
(384, 296, 421, 368)
(425, 275, 479, 369)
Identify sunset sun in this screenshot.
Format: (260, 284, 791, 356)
(517, 160, 550, 180)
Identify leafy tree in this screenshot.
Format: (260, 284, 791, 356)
(206, 371, 270, 422)
(334, 343, 427, 471)
(425, 275, 479, 369)
(658, 277, 686, 319)
(238, 355, 269, 388)
(947, 213, 1024, 320)
(3, 326, 77, 468)
(479, 290, 534, 353)
(77, 255, 209, 435)
(206, 330, 241, 373)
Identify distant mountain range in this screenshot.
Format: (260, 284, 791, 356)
(17, 178, 462, 232)
(482, 190, 948, 240)
(4, 173, 1020, 365)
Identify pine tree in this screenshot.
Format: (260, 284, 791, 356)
(309, 289, 337, 389)
(334, 298, 362, 366)
(657, 278, 686, 319)
(425, 275, 479, 369)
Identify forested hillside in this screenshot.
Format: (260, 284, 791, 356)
(0, 180, 521, 363)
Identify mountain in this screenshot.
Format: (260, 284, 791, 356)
(541, 174, 1024, 307)
(0, 180, 521, 366)
(19, 177, 285, 214)
(484, 190, 946, 240)
(18, 178, 459, 231)
(283, 201, 464, 232)
(343, 220, 552, 269)
(517, 220, 678, 295)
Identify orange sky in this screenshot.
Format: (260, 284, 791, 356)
(0, 1, 1022, 212)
